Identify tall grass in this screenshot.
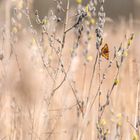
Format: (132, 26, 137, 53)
(0, 0, 139, 140)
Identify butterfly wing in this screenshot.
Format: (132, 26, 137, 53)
(101, 44, 109, 60)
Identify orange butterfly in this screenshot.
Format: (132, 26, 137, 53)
(101, 43, 109, 60)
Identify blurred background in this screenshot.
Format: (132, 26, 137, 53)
(0, 0, 140, 23)
(0, 0, 140, 140)
(33, 0, 140, 21)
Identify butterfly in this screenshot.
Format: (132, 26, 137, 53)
(101, 43, 109, 60)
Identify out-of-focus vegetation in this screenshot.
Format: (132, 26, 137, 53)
(0, 0, 140, 140)
(33, 0, 140, 20)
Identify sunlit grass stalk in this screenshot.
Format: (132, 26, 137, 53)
(135, 80, 140, 136)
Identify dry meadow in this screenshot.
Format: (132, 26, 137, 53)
(0, 0, 140, 140)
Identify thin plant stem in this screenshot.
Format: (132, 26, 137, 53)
(87, 51, 99, 102)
